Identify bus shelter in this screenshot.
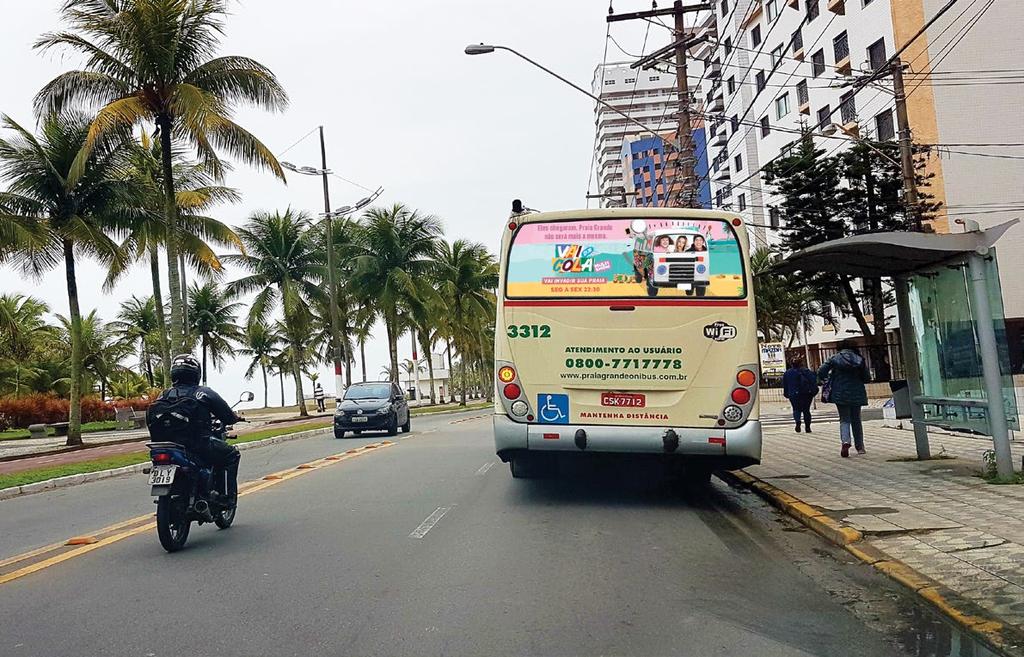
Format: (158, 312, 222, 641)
(770, 220, 1019, 480)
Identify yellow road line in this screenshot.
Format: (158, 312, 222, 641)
(0, 441, 393, 587)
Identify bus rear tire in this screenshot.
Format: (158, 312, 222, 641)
(510, 453, 554, 479)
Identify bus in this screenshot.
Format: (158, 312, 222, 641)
(492, 208, 761, 481)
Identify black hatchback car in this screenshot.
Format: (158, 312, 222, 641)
(334, 382, 411, 439)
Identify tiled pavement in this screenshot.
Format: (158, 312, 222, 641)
(750, 418, 1024, 628)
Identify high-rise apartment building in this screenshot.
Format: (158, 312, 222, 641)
(703, 0, 1024, 368)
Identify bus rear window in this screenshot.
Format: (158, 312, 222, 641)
(505, 217, 746, 299)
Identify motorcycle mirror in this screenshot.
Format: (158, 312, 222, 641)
(240, 391, 255, 403)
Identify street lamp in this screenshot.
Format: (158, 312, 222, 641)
(283, 128, 382, 399)
(464, 42, 681, 150)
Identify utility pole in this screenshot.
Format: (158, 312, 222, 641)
(672, 1, 697, 208)
(608, 1, 709, 208)
(319, 126, 346, 400)
(891, 61, 923, 232)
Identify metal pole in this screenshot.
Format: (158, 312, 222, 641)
(672, 0, 697, 208)
(894, 276, 931, 459)
(410, 330, 421, 405)
(967, 253, 1015, 479)
(892, 62, 922, 232)
(319, 126, 345, 400)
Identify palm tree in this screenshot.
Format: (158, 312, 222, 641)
(187, 282, 242, 384)
(0, 294, 55, 396)
(36, 0, 288, 356)
(238, 321, 280, 408)
(58, 310, 127, 401)
(269, 349, 291, 408)
(108, 295, 160, 386)
(435, 240, 498, 406)
(106, 134, 242, 384)
(351, 304, 377, 384)
(349, 204, 443, 381)
(750, 247, 832, 344)
(0, 112, 135, 444)
(224, 210, 324, 417)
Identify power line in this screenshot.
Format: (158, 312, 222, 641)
(908, 0, 996, 99)
(276, 126, 319, 158)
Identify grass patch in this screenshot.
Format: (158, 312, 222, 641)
(0, 421, 335, 491)
(228, 420, 330, 445)
(0, 453, 149, 489)
(0, 420, 122, 441)
(412, 401, 490, 416)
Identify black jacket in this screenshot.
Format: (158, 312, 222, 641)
(158, 383, 241, 436)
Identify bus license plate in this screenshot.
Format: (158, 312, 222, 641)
(351, 416, 369, 423)
(148, 465, 177, 486)
(601, 392, 646, 408)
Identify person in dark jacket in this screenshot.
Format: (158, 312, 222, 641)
(818, 341, 871, 457)
(782, 357, 817, 433)
(152, 354, 243, 504)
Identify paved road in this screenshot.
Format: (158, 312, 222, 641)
(0, 410, 988, 656)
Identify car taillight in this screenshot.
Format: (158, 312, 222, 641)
(497, 366, 516, 383)
(152, 452, 172, 464)
(731, 388, 751, 405)
(736, 369, 756, 387)
(503, 383, 522, 400)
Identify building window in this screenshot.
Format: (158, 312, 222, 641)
(766, 0, 779, 20)
(797, 79, 809, 106)
(867, 38, 887, 71)
(604, 79, 616, 85)
(833, 31, 849, 63)
(738, 193, 747, 211)
(807, 0, 819, 21)
(649, 75, 659, 81)
(769, 207, 781, 229)
(756, 70, 766, 91)
(721, 0, 728, 17)
(725, 37, 733, 57)
(730, 114, 739, 133)
(734, 153, 743, 171)
(817, 105, 831, 130)
(771, 45, 784, 67)
(727, 76, 736, 94)
(875, 109, 895, 140)
(624, 78, 636, 84)
(760, 115, 771, 137)
(715, 189, 724, 207)
(751, 25, 762, 48)
(792, 28, 803, 53)
(840, 91, 857, 124)
(811, 49, 825, 77)
(775, 92, 791, 119)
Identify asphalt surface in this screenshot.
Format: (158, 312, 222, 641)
(0, 410, 992, 657)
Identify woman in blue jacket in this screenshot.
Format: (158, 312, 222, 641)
(818, 342, 872, 457)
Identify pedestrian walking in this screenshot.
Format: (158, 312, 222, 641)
(782, 357, 817, 433)
(818, 341, 871, 458)
(314, 382, 326, 413)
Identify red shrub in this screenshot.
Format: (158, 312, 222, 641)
(0, 394, 69, 429)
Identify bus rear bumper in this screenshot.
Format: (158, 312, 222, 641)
(493, 415, 761, 467)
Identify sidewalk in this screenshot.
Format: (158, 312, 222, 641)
(742, 419, 1024, 642)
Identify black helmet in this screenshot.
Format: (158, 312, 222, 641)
(170, 353, 201, 385)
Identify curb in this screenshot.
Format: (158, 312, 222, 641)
(717, 469, 1024, 655)
(0, 426, 333, 502)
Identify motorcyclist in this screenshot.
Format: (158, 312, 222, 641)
(153, 354, 243, 507)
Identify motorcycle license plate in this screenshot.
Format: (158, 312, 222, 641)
(351, 416, 369, 423)
(148, 465, 177, 486)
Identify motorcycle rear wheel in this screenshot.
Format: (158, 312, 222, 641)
(156, 496, 191, 552)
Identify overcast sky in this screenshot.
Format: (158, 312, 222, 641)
(1, 0, 660, 407)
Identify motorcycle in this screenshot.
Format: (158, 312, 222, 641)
(145, 391, 254, 552)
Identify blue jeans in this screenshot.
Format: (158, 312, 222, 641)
(836, 404, 864, 450)
(789, 395, 813, 429)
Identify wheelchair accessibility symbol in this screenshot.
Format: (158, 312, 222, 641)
(537, 394, 569, 424)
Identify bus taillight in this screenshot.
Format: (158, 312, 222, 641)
(736, 370, 756, 387)
(503, 383, 522, 399)
(498, 366, 516, 383)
